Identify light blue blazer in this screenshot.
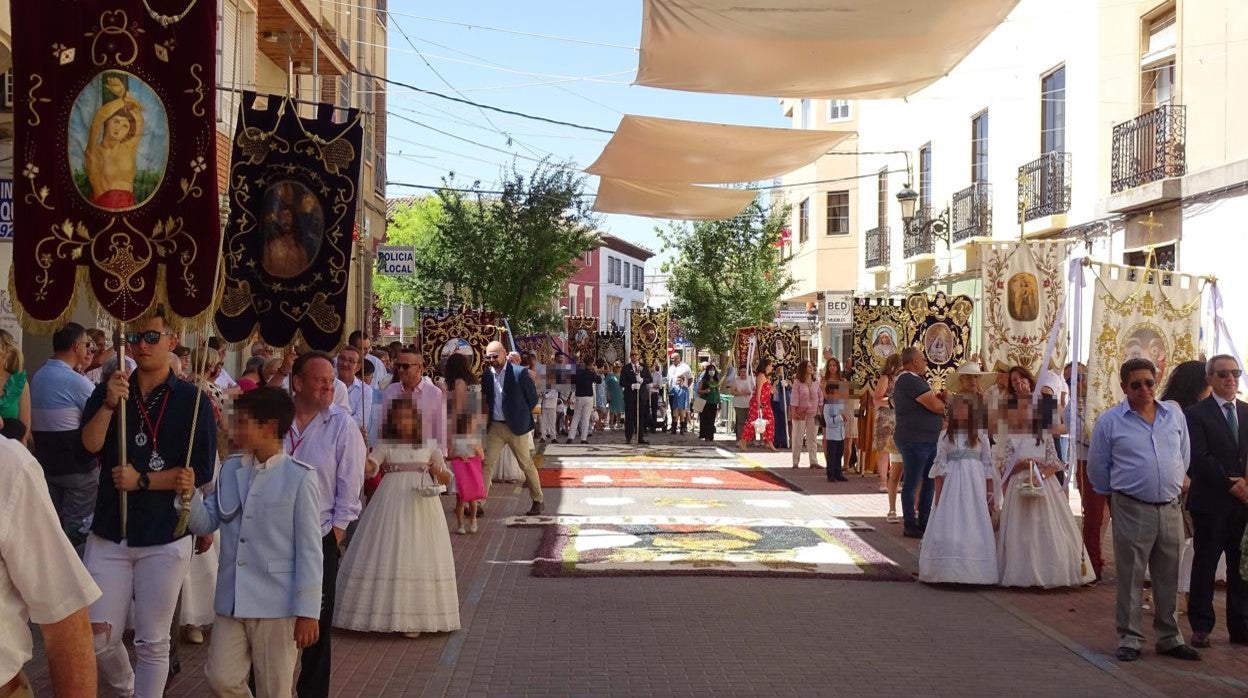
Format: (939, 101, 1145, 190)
(187, 452, 324, 620)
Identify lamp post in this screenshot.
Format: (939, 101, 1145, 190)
(896, 182, 952, 276)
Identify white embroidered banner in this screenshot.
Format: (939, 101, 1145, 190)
(980, 241, 1070, 374)
(1085, 261, 1204, 437)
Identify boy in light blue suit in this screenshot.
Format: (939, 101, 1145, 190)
(185, 387, 323, 698)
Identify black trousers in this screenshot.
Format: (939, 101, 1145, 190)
(698, 402, 718, 440)
(824, 438, 845, 481)
(297, 531, 340, 698)
(1188, 508, 1248, 638)
(624, 392, 641, 441)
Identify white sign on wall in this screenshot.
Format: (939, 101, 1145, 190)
(824, 291, 854, 328)
(376, 246, 415, 276)
(0, 179, 12, 241)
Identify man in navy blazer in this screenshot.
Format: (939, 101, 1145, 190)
(482, 340, 544, 515)
(1185, 354, 1248, 648)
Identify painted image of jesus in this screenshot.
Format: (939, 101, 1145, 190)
(261, 180, 324, 279)
(69, 71, 169, 211)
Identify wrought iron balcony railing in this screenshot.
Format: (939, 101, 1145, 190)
(1018, 152, 1072, 223)
(951, 182, 992, 243)
(865, 226, 890, 269)
(1111, 104, 1186, 194)
(903, 206, 936, 259)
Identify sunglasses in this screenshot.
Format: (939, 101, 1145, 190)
(1216, 369, 1243, 379)
(1127, 379, 1156, 391)
(394, 362, 417, 370)
(126, 330, 171, 346)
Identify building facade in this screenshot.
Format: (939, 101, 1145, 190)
(562, 234, 654, 331)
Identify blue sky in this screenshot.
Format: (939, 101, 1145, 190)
(377, 0, 789, 262)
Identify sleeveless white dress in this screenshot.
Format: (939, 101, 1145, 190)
(919, 431, 999, 584)
(334, 444, 460, 633)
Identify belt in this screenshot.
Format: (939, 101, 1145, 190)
(0, 673, 27, 698)
(1113, 490, 1176, 507)
(381, 463, 430, 474)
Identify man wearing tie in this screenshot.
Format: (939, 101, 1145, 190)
(620, 351, 651, 446)
(1185, 354, 1248, 648)
(481, 341, 543, 516)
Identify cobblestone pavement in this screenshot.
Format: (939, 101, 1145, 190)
(23, 425, 1243, 695)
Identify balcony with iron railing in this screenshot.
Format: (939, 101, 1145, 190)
(865, 226, 890, 270)
(1018, 152, 1072, 224)
(903, 205, 937, 259)
(1111, 104, 1186, 194)
(951, 182, 992, 244)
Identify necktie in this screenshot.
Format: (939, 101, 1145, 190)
(1225, 402, 1239, 443)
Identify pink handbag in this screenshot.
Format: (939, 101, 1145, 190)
(450, 454, 486, 503)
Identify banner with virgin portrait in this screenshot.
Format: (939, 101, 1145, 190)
(565, 316, 599, 362)
(418, 307, 499, 378)
(1085, 261, 1205, 438)
(214, 94, 363, 351)
(906, 292, 974, 390)
(758, 325, 802, 378)
(849, 298, 908, 391)
(629, 307, 668, 370)
(596, 330, 627, 368)
(11, 0, 220, 328)
(515, 333, 557, 367)
(980, 241, 1070, 374)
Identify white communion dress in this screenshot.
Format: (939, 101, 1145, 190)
(919, 430, 1000, 585)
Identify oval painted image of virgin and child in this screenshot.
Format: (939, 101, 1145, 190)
(871, 326, 898, 360)
(260, 180, 324, 279)
(1007, 272, 1040, 322)
(68, 71, 169, 211)
(1123, 325, 1169, 383)
(922, 323, 955, 366)
(575, 328, 590, 346)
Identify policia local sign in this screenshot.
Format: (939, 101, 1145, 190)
(376, 246, 416, 276)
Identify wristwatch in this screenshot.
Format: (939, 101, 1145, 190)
(138, 471, 150, 491)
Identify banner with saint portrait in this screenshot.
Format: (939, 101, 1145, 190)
(980, 241, 1070, 374)
(596, 330, 627, 367)
(214, 94, 363, 351)
(758, 325, 802, 378)
(515, 333, 557, 367)
(629, 307, 668, 370)
(418, 308, 500, 378)
(11, 0, 220, 328)
(906, 292, 974, 390)
(1085, 261, 1204, 438)
(733, 327, 760, 373)
(565, 316, 599, 362)
(850, 298, 908, 391)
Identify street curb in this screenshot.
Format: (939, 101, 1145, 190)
(734, 450, 806, 493)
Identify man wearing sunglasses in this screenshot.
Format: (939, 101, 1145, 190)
(1088, 357, 1199, 663)
(78, 308, 217, 696)
(1184, 355, 1248, 649)
(377, 347, 446, 455)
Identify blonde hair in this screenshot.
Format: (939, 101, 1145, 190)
(0, 330, 23, 373)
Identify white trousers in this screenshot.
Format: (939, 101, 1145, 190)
(790, 415, 820, 467)
(84, 534, 193, 698)
(205, 615, 298, 698)
(540, 406, 558, 441)
(571, 396, 595, 441)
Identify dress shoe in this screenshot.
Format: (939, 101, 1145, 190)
(182, 626, 204, 645)
(1191, 632, 1211, 648)
(476, 504, 485, 518)
(638, 440, 650, 446)
(525, 502, 545, 516)
(1228, 636, 1248, 646)
(902, 527, 923, 539)
(1159, 644, 1201, 661)
(1116, 647, 1141, 662)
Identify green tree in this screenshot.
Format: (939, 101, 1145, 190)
(373, 195, 446, 317)
(658, 199, 795, 354)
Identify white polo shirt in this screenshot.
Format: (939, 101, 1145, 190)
(0, 438, 101, 682)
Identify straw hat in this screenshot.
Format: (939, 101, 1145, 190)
(954, 361, 996, 389)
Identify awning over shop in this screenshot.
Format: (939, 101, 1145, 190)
(586, 115, 852, 184)
(634, 0, 1021, 98)
(593, 177, 758, 220)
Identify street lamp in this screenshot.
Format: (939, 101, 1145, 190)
(896, 183, 919, 228)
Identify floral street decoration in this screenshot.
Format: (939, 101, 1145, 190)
(849, 298, 909, 392)
(595, 330, 627, 367)
(417, 307, 499, 378)
(906, 292, 974, 390)
(11, 1, 220, 328)
(565, 315, 599, 362)
(980, 241, 1070, 374)
(214, 94, 363, 351)
(1085, 260, 1204, 439)
(629, 307, 669, 370)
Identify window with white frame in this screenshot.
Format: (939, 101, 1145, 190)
(633, 266, 643, 291)
(568, 284, 579, 314)
(1141, 8, 1176, 111)
(827, 100, 850, 121)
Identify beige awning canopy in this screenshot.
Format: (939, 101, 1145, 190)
(586, 115, 852, 185)
(635, 0, 1021, 98)
(593, 177, 758, 221)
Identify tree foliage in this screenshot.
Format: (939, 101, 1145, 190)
(374, 161, 600, 334)
(658, 199, 795, 354)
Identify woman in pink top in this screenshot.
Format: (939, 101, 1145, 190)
(788, 360, 822, 469)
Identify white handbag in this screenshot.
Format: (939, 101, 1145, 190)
(1015, 462, 1046, 499)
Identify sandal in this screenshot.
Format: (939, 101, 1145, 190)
(886, 511, 898, 524)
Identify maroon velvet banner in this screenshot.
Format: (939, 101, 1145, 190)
(10, 0, 219, 327)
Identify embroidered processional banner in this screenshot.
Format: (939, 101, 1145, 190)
(419, 308, 499, 378)
(515, 333, 557, 366)
(981, 241, 1069, 373)
(565, 316, 599, 361)
(733, 327, 760, 372)
(850, 298, 907, 391)
(214, 94, 363, 351)
(758, 325, 802, 378)
(11, 0, 220, 327)
(1085, 262, 1204, 437)
(629, 307, 668, 369)
(596, 331, 627, 367)
(906, 292, 974, 390)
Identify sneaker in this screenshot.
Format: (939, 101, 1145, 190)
(525, 502, 545, 516)
(403, 632, 422, 639)
(456, 526, 466, 535)
(469, 520, 479, 534)
(886, 511, 899, 524)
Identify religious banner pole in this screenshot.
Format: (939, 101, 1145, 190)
(113, 323, 128, 538)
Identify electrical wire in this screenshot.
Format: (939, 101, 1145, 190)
(390, 112, 557, 164)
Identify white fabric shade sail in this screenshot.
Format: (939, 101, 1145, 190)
(592, 177, 758, 221)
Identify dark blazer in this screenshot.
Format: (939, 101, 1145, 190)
(1185, 395, 1248, 514)
(482, 362, 538, 436)
(619, 362, 652, 398)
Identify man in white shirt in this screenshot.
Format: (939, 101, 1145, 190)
(336, 346, 377, 445)
(347, 331, 388, 390)
(668, 355, 693, 392)
(0, 438, 101, 697)
(726, 362, 755, 442)
(207, 337, 238, 391)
